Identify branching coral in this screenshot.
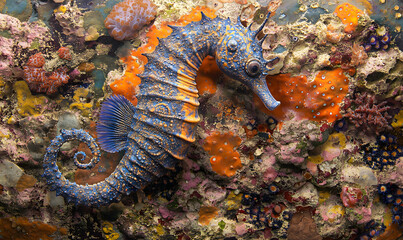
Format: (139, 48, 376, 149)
(343, 92, 393, 134)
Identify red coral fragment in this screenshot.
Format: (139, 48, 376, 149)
(343, 92, 393, 134)
(26, 52, 45, 68)
(45, 66, 70, 94)
(23, 53, 70, 94)
(58, 47, 72, 61)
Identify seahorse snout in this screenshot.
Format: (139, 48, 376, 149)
(252, 76, 280, 111)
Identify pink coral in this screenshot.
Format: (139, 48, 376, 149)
(350, 43, 368, 66)
(343, 92, 393, 134)
(340, 186, 363, 207)
(104, 0, 157, 41)
(0, 14, 51, 76)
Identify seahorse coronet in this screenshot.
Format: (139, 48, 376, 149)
(43, 10, 279, 206)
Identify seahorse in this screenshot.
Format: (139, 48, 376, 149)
(42, 11, 280, 206)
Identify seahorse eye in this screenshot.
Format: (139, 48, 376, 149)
(246, 59, 261, 77)
(227, 39, 238, 52)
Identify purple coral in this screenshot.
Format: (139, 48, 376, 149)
(343, 92, 393, 134)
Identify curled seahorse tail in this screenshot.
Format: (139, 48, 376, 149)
(42, 96, 172, 206)
(42, 129, 127, 206)
(42, 129, 161, 206)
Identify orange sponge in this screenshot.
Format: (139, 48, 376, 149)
(256, 68, 350, 123)
(195, 56, 220, 95)
(198, 206, 219, 225)
(334, 3, 364, 33)
(203, 131, 242, 177)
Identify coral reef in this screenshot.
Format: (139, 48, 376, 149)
(14, 81, 49, 117)
(0, 1, 401, 240)
(54, 4, 85, 38)
(0, 14, 51, 77)
(333, 3, 364, 33)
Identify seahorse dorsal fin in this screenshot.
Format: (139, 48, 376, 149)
(96, 95, 135, 153)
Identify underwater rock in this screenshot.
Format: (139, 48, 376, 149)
(272, 120, 325, 165)
(56, 112, 80, 151)
(341, 166, 378, 187)
(0, 160, 24, 188)
(0, 0, 32, 21)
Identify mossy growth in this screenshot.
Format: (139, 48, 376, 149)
(14, 81, 48, 117)
(70, 88, 93, 117)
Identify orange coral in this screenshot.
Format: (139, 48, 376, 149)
(198, 206, 219, 225)
(195, 56, 220, 95)
(334, 3, 364, 33)
(58, 47, 72, 61)
(203, 131, 242, 177)
(255, 68, 350, 123)
(111, 7, 216, 105)
(0, 217, 67, 240)
(104, 0, 157, 41)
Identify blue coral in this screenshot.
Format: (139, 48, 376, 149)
(360, 220, 385, 239)
(362, 134, 402, 171)
(363, 26, 391, 52)
(333, 118, 348, 132)
(43, 11, 279, 206)
(377, 183, 403, 227)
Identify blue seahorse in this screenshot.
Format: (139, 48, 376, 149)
(43, 12, 280, 206)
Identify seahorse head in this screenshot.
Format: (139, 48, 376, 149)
(215, 13, 280, 110)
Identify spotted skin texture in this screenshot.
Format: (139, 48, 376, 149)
(43, 12, 279, 206)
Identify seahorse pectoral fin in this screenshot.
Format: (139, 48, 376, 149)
(252, 76, 280, 111)
(96, 95, 136, 153)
